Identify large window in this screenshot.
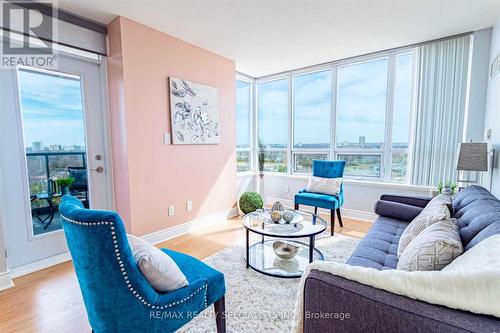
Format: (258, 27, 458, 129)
(239, 48, 416, 183)
(293, 70, 331, 149)
(258, 79, 289, 148)
(390, 53, 414, 182)
(236, 79, 251, 172)
(336, 58, 388, 149)
(257, 78, 289, 173)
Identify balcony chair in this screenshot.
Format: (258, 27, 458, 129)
(294, 160, 345, 236)
(59, 195, 226, 333)
(68, 167, 89, 208)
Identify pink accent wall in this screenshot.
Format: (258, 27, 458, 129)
(107, 17, 237, 236)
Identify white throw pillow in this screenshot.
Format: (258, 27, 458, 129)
(306, 176, 342, 196)
(397, 196, 451, 257)
(397, 218, 463, 271)
(127, 234, 188, 292)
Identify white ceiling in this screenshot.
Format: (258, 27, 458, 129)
(57, 0, 500, 77)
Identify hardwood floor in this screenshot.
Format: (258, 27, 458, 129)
(0, 215, 371, 333)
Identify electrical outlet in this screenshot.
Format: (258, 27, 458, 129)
(284, 184, 289, 193)
(186, 200, 193, 212)
(168, 205, 175, 216)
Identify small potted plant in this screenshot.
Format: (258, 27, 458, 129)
(56, 177, 75, 195)
(437, 180, 457, 195)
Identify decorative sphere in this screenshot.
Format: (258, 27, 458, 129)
(239, 192, 264, 214)
(282, 210, 294, 223)
(271, 210, 282, 223)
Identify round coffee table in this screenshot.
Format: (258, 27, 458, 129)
(242, 209, 327, 278)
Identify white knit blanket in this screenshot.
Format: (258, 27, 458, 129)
(291, 235, 500, 333)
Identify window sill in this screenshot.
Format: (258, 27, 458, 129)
(237, 172, 433, 192)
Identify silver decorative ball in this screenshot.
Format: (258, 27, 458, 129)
(282, 210, 294, 223)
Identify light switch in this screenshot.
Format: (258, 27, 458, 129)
(168, 206, 175, 216)
(164, 132, 171, 145)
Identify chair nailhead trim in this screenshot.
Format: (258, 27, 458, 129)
(61, 214, 208, 309)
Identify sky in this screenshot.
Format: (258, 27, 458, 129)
(252, 53, 413, 147)
(18, 69, 86, 148)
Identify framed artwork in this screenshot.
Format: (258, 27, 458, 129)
(169, 77, 220, 144)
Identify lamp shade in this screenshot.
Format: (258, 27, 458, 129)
(456, 143, 488, 171)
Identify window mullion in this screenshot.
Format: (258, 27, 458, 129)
(288, 75, 293, 174)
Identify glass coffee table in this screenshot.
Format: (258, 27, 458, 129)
(242, 209, 327, 278)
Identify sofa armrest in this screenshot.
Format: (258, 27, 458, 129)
(303, 270, 500, 333)
(374, 200, 423, 222)
(380, 194, 432, 208)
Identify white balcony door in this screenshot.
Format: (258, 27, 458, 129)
(0, 52, 113, 271)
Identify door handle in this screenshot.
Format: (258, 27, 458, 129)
(91, 166, 104, 173)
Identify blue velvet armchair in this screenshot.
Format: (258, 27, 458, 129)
(294, 160, 345, 236)
(59, 195, 226, 333)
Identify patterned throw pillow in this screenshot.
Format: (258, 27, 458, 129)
(397, 195, 451, 257)
(397, 218, 463, 271)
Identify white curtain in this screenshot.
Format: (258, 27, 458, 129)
(411, 36, 471, 186)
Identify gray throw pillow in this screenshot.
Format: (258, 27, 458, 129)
(397, 218, 463, 271)
(397, 195, 451, 257)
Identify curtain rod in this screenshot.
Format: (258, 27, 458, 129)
(253, 31, 474, 80)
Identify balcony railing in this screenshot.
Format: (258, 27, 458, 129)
(26, 151, 87, 195)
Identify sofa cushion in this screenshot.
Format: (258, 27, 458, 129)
(397, 218, 463, 271)
(346, 217, 408, 270)
(452, 186, 500, 250)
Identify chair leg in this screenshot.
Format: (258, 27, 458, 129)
(330, 209, 335, 236)
(314, 206, 318, 215)
(214, 296, 226, 333)
(336, 208, 343, 228)
(294, 203, 299, 210)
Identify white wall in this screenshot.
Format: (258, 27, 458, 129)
(238, 174, 433, 221)
(484, 14, 500, 198)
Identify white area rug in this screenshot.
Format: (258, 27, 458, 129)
(178, 234, 360, 333)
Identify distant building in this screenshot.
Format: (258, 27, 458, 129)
(32, 141, 42, 151)
(359, 136, 366, 147)
(49, 144, 61, 151)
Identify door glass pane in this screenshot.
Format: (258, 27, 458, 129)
(257, 79, 288, 148)
(336, 58, 388, 148)
(337, 154, 381, 178)
(393, 53, 414, 149)
(236, 80, 251, 148)
(18, 67, 88, 236)
(293, 70, 331, 148)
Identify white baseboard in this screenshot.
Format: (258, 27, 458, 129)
(7, 207, 239, 280)
(267, 196, 376, 222)
(0, 270, 14, 291)
(10, 251, 72, 279)
(141, 207, 239, 245)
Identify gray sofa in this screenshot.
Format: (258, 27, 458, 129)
(303, 185, 500, 332)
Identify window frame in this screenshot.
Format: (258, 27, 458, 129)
(241, 46, 416, 183)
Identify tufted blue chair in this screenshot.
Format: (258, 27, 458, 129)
(294, 160, 346, 236)
(59, 195, 226, 333)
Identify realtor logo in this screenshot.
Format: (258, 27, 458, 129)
(1, 1, 57, 68)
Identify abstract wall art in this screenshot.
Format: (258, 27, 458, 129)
(169, 77, 220, 144)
